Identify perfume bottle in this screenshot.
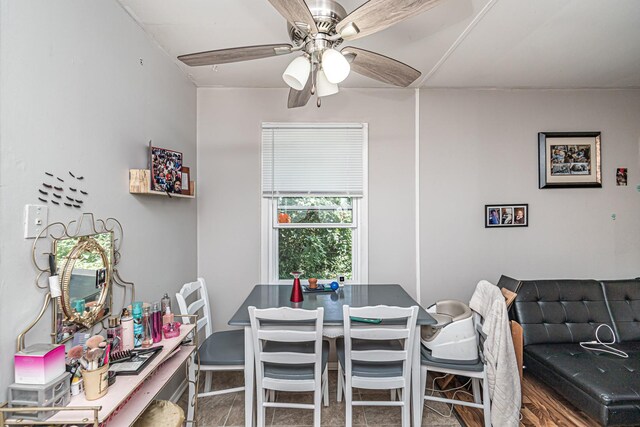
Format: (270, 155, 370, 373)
(152, 302, 163, 343)
(161, 293, 171, 318)
(141, 306, 154, 348)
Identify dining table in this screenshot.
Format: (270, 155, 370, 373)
(228, 284, 436, 427)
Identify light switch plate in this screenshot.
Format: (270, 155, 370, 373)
(24, 204, 48, 239)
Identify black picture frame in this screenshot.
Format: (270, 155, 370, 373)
(538, 131, 601, 189)
(485, 204, 528, 228)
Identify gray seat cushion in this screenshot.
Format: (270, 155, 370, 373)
(262, 340, 330, 380)
(336, 338, 404, 378)
(199, 329, 245, 366)
(420, 345, 484, 372)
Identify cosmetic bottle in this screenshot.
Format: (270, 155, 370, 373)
(152, 302, 163, 343)
(161, 293, 171, 318)
(163, 307, 174, 326)
(132, 301, 143, 348)
(106, 316, 122, 353)
(120, 308, 134, 351)
(141, 306, 154, 348)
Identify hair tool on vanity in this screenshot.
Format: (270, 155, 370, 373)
(579, 324, 629, 358)
(110, 346, 163, 364)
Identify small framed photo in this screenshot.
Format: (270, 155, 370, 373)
(485, 204, 528, 228)
(538, 131, 601, 188)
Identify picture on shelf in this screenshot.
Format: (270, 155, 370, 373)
(150, 146, 183, 193)
(181, 166, 190, 195)
(485, 204, 528, 228)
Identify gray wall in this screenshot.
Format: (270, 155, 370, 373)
(197, 88, 417, 331)
(420, 89, 640, 306)
(0, 0, 197, 400)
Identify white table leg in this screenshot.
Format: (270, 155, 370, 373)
(411, 330, 421, 426)
(244, 326, 255, 427)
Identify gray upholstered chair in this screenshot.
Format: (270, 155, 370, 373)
(248, 306, 329, 427)
(176, 278, 244, 424)
(419, 311, 491, 426)
(337, 305, 419, 427)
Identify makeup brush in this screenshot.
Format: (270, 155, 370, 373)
(85, 347, 104, 370)
(86, 335, 105, 349)
(67, 345, 83, 360)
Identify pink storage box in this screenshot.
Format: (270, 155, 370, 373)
(14, 344, 66, 384)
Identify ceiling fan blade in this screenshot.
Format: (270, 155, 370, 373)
(287, 71, 313, 108)
(267, 0, 318, 35)
(178, 44, 293, 66)
(341, 47, 421, 87)
(336, 0, 443, 41)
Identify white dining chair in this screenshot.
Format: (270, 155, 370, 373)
(419, 311, 491, 426)
(337, 305, 419, 427)
(248, 306, 329, 427)
(176, 278, 245, 424)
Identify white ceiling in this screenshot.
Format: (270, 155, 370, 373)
(117, 0, 640, 89)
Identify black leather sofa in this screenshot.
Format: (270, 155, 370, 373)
(499, 276, 640, 426)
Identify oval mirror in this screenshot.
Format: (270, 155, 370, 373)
(56, 233, 113, 329)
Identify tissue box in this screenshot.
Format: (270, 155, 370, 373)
(14, 344, 65, 384)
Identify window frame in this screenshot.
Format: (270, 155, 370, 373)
(260, 123, 368, 285)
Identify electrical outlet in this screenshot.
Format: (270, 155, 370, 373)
(24, 204, 48, 239)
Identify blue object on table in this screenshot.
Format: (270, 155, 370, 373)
(330, 282, 339, 291)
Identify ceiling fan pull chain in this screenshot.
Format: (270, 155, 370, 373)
(317, 97, 321, 108)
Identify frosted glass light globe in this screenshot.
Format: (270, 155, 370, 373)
(282, 56, 310, 90)
(322, 49, 350, 84)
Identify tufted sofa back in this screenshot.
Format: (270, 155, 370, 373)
(601, 279, 640, 342)
(513, 280, 615, 346)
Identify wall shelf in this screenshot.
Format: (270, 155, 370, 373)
(129, 169, 195, 199)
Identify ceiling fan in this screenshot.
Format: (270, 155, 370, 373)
(178, 0, 443, 108)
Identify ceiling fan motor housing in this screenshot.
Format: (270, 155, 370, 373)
(288, 0, 347, 55)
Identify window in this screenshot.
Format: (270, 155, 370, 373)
(261, 123, 368, 284)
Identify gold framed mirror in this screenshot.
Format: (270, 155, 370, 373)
(56, 232, 113, 329)
(19, 213, 134, 349)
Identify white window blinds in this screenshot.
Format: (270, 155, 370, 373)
(262, 123, 366, 197)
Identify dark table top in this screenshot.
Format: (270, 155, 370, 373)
(229, 284, 435, 326)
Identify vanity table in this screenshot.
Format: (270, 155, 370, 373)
(1, 214, 199, 426)
(2, 325, 196, 426)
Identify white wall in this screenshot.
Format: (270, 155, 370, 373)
(197, 88, 417, 331)
(0, 0, 197, 400)
(420, 89, 640, 306)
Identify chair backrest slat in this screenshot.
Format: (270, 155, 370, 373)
(257, 329, 317, 342)
(259, 352, 317, 364)
(351, 349, 408, 362)
(349, 328, 410, 340)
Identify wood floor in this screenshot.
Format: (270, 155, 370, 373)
(439, 373, 599, 427)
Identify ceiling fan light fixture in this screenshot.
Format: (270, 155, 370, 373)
(322, 48, 350, 84)
(283, 56, 311, 90)
(316, 70, 339, 97)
